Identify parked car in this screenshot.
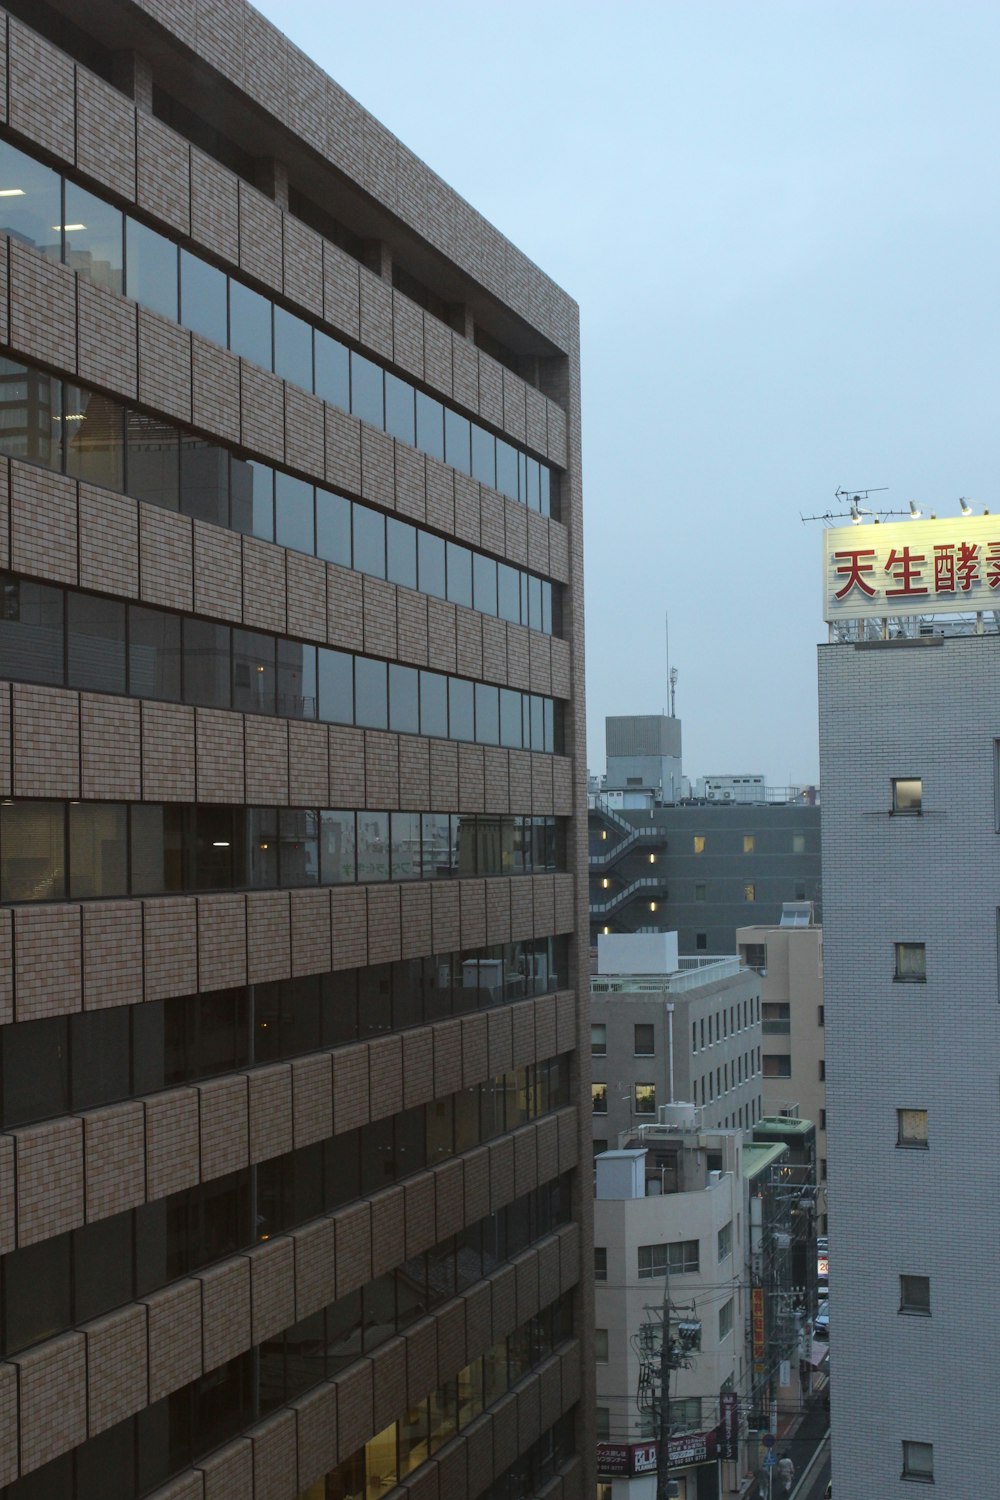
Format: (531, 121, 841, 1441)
(814, 1301, 829, 1340)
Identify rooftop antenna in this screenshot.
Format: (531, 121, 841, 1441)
(801, 486, 906, 526)
(665, 614, 678, 718)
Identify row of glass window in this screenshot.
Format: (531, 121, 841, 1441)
(313, 1368, 575, 1500)
(0, 574, 560, 749)
(0, 137, 557, 516)
(1, 956, 568, 1130)
(2, 1247, 572, 1500)
(0, 357, 557, 634)
(0, 799, 565, 904)
(1, 1059, 570, 1359)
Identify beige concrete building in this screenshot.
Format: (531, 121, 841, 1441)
(0, 2, 591, 1495)
(737, 911, 825, 1232)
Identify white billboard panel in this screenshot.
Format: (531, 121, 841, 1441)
(823, 516, 1000, 624)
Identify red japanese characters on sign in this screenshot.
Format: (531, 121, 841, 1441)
(824, 518, 1000, 624)
(752, 1286, 765, 1360)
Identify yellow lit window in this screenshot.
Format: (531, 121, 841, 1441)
(743, 835, 755, 853)
(693, 836, 706, 854)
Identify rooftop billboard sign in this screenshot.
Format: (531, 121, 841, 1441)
(823, 516, 1000, 624)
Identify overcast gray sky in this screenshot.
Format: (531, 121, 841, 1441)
(255, 0, 1000, 787)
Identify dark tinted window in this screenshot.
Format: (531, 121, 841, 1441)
(65, 182, 123, 295)
(69, 803, 127, 900)
(355, 657, 388, 729)
(497, 563, 521, 623)
(0, 140, 62, 261)
(64, 384, 124, 491)
(444, 409, 471, 474)
(386, 518, 417, 589)
(471, 426, 496, 488)
(496, 440, 518, 500)
(180, 249, 227, 346)
(129, 605, 181, 701)
(385, 373, 415, 444)
(389, 664, 420, 735)
(273, 305, 313, 387)
(416, 392, 444, 461)
(232, 629, 276, 715)
(275, 472, 315, 554)
(180, 435, 229, 526)
(350, 352, 384, 428)
(183, 618, 230, 708)
(0, 359, 62, 469)
(418, 531, 446, 599)
(277, 639, 317, 719)
(125, 217, 178, 320)
(475, 684, 500, 745)
(127, 411, 179, 511)
(446, 543, 472, 608)
(314, 332, 350, 408)
(316, 489, 352, 565)
(353, 504, 386, 579)
(420, 671, 448, 739)
(473, 554, 498, 616)
(229, 280, 272, 367)
(232, 460, 273, 541)
(318, 648, 353, 723)
(449, 678, 474, 741)
(67, 594, 125, 693)
(1, 1014, 68, 1124)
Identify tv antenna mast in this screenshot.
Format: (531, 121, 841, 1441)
(665, 613, 678, 718)
(800, 485, 907, 526)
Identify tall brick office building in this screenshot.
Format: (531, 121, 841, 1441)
(0, 4, 591, 1497)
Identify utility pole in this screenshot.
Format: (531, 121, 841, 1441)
(634, 1256, 700, 1500)
(656, 1260, 672, 1500)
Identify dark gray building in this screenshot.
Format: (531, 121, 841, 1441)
(589, 802, 822, 952)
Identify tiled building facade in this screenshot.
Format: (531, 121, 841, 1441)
(0, 4, 591, 1498)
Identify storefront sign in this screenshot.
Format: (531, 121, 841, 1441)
(718, 1391, 739, 1460)
(823, 516, 1000, 623)
(597, 1435, 717, 1477)
(752, 1286, 766, 1360)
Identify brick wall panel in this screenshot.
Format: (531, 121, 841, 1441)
(242, 536, 288, 633)
(324, 405, 362, 494)
(359, 269, 393, 361)
(489, 1136, 516, 1215)
(290, 887, 332, 976)
(393, 292, 424, 379)
(481, 616, 507, 688)
(238, 181, 283, 292)
(145, 1087, 200, 1201)
(481, 747, 510, 818)
(398, 735, 430, 809)
(546, 403, 568, 468)
(191, 148, 239, 264)
(240, 362, 285, 463)
(291, 1051, 333, 1148)
(429, 739, 458, 810)
(506, 626, 530, 692)
(247, 889, 292, 982)
(364, 728, 398, 807)
(514, 1129, 539, 1199)
(486, 880, 512, 945)
(13, 903, 81, 1020)
(286, 549, 327, 641)
(548, 520, 570, 584)
(533, 993, 557, 1061)
(245, 715, 290, 804)
(490, 1393, 519, 1478)
(477, 352, 503, 429)
(78, 277, 137, 398)
(327, 562, 364, 651)
(395, 442, 426, 522)
(292, 1216, 337, 1319)
(399, 881, 432, 961)
(435, 1296, 467, 1380)
(0, 1364, 14, 1484)
(502, 370, 527, 444)
(15, 1332, 86, 1476)
(423, 315, 453, 397)
(535, 1114, 559, 1187)
(458, 743, 485, 811)
(292, 1383, 338, 1492)
(459, 879, 487, 949)
(529, 633, 552, 697)
(199, 1439, 253, 1500)
(249, 1063, 293, 1164)
(453, 473, 480, 547)
(396, 586, 429, 667)
(405, 1316, 439, 1406)
(139, 506, 194, 611)
(200, 1254, 251, 1374)
(490, 1264, 518, 1341)
(525, 386, 548, 458)
(455, 607, 483, 681)
(192, 338, 240, 440)
(402, 1026, 434, 1109)
(10, 461, 77, 584)
(460, 1011, 488, 1088)
(557, 1110, 579, 1176)
(282, 215, 324, 318)
(369, 1187, 405, 1279)
(367, 884, 402, 965)
(487, 1007, 513, 1077)
(323, 242, 360, 341)
(550, 638, 572, 705)
(195, 707, 245, 802)
(284, 383, 325, 481)
(510, 879, 534, 941)
(452, 335, 479, 414)
(332, 1045, 369, 1134)
(82, 899, 142, 1010)
(328, 723, 366, 804)
(431, 597, 461, 675)
(288, 719, 329, 805)
(331, 884, 368, 970)
(505, 500, 528, 568)
(335, 1360, 374, 1463)
(251, 1408, 298, 1500)
(79, 485, 139, 600)
(554, 873, 575, 934)
(480, 488, 505, 558)
(198, 1074, 249, 1182)
(10, 241, 76, 374)
(462, 1146, 490, 1226)
(0, 463, 8, 572)
(425, 459, 455, 534)
(15, 1116, 84, 1245)
(431, 882, 461, 953)
(526, 510, 550, 577)
(333, 1200, 372, 1299)
(146, 1475, 204, 1500)
(554, 991, 576, 1057)
(532, 873, 555, 937)
(434, 1158, 465, 1243)
(197, 894, 247, 992)
(84, 1102, 145, 1223)
(12, 682, 79, 798)
(193, 520, 243, 621)
(362, 573, 397, 659)
(552, 758, 573, 817)
(432, 1018, 463, 1099)
(137, 112, 190, 235)
(8, 19, 74, 157)
(144, 1278, 202, 1404)
(85, 1303, 148, 1436)
(142, 701, 196, 802)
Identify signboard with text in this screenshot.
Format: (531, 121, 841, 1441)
(596, 1433, 717, 1476)
(752, 1286, 766, 1360)
(823, 516, 1000, 623)
(718, 1391, 739, 1460)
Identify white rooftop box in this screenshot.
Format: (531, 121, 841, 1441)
(597, 932, 679, 975)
